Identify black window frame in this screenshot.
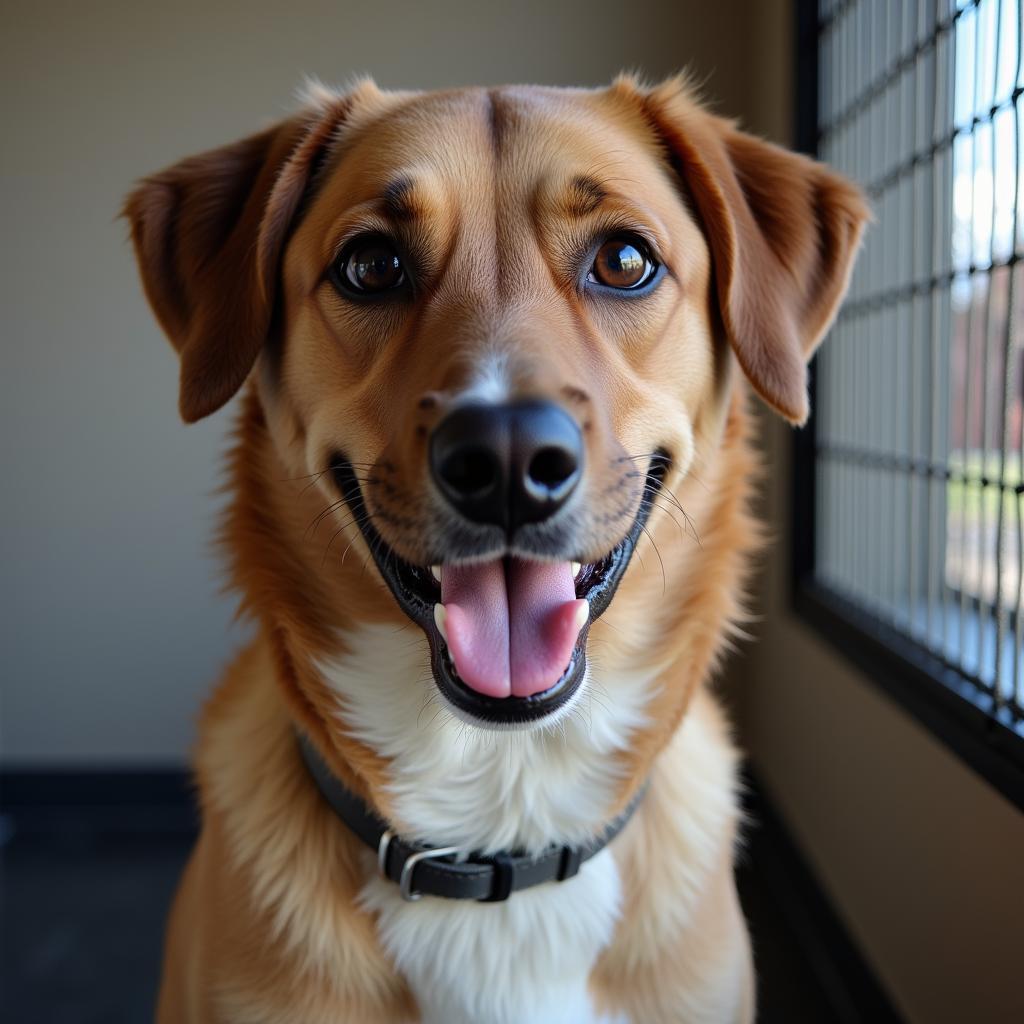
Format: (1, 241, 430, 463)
(791, 0, 1024, 812)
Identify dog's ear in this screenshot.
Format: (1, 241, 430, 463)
(123, 90, 356, 422)
(622, 76, 870, 424)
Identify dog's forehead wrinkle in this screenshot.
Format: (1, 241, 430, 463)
(379, 174, 421, 221)
(565, 173, 609, 216)
(484, 87, 505, 157)
(485, 88, 512, 301)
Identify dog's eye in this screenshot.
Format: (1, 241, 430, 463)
(334, 235, 406, 295)
(589, 236, 657, 290)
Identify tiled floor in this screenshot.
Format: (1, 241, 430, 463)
(1, 819, 834, 1023)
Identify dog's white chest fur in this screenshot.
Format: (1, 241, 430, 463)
(360, 851, 623, 1024)
(318, 624, 656, 1024)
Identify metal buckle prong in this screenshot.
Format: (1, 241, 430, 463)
(377, 829, 395, 878)
(398, 845, 461, 902)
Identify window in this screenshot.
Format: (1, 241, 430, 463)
(793, 0, 1024, 807)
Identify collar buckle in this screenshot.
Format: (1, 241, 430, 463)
(377, 828, 396, 878)
(398, 844, 462, 902)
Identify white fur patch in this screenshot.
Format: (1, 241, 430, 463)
(318, 626, 655, 853)
(361, 849, 621, 1024)
(316, 624, 660, 1023)
(452, 351, 512, 407)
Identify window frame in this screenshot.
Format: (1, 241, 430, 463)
(791, 0, 1024, 812)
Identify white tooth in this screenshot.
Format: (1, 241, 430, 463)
(431, 565, 442, 583)
(571, 562, 582, 578)
(433, 603, 448, 643)
(574, 600, 589, 632)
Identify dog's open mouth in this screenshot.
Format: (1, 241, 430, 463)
(332, 456, 666, 726)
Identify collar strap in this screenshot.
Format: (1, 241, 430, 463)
(297, 730, 643, 903)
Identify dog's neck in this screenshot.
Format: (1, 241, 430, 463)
(219, 383, 759, 850)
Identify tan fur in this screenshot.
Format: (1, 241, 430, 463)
(126, 75, 867, 1023)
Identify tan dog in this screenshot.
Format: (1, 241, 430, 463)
(125, 75, 866, 1024)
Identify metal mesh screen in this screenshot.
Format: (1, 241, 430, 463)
(813, 0, 1023, 731)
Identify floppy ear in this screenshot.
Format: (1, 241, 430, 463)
(632, 77, 870, 424)
(123, 91, 354, 422)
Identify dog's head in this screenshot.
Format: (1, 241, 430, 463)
(125, 77, 866, 739)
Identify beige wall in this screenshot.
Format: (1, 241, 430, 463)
(1, 0, 764, 763)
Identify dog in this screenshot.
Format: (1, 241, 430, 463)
(124, 74, 866, 1024)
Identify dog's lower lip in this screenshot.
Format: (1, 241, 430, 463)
(331, 454, 668, 723)
(431, 633, 589, 725)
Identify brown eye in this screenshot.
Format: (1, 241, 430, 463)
(589, 237, 657, 290)
(336, 236, 406, 294)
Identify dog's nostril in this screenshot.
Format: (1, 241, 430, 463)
(527, 446, 578, 493)
(440, 448, 499, 498)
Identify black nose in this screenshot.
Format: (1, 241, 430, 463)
(429, 400, 583, 531)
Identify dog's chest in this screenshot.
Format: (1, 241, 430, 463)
(318, 630, 657, 1023)
(360, 847, 625, 1024)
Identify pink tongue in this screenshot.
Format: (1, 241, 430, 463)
(442, 561, 510, 699)
(442, 559, 586, 699)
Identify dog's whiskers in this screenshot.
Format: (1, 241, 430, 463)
(644, 497, 688, 542)
(637, 494, 702, 548)
(417, 689, 443, 730)
(335, 508, 383, 568)
(322, 509, 377, 567)
(305, 498, 348, 540)
(634, 522, 666, 595)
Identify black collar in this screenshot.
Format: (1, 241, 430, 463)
(297, 730, 643, 903)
